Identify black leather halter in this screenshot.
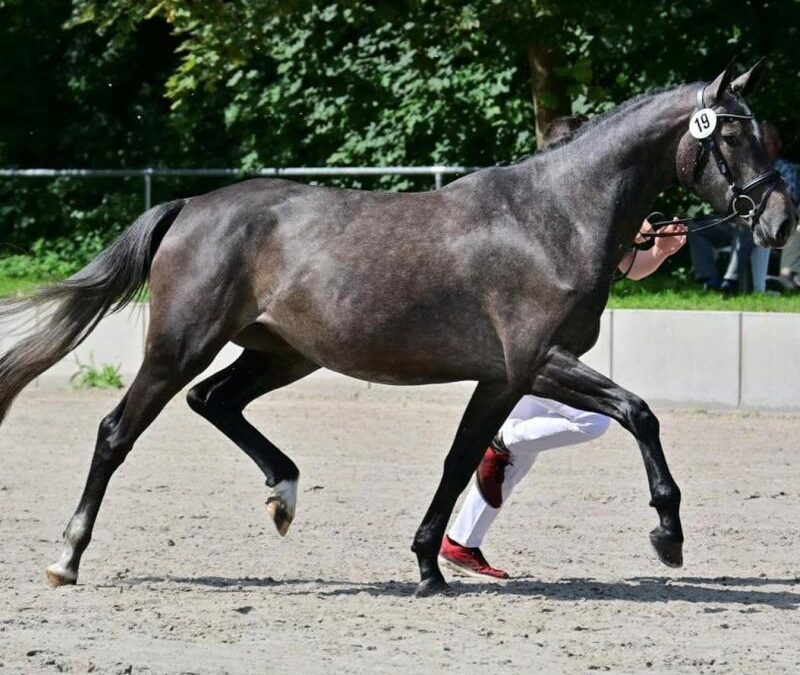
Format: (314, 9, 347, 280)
(688, 82, 781, 227)
(645, 82, 783, 236)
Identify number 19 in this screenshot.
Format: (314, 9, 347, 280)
(694, 113, 710, 133)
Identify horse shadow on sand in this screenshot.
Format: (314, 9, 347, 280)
(126, 574, 800, 609)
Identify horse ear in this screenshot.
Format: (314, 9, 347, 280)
(708, 59, 738, 102)
(730, 58, 766, 97)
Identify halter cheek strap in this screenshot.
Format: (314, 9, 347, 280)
(697, 82, 707, 109)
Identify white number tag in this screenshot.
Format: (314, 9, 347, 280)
(689, 108, 718, 139)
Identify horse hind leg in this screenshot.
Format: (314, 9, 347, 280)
(186, 348, 319, 536)
(45, 331, 225, 587)
(45, 394, 128, 587)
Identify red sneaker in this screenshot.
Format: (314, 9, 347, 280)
(476, 443, 512, 508)
(438, 536, 509, 579)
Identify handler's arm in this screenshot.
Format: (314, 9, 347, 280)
(617, 221, 687, 281)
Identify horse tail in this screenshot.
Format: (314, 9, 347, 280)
(0, 198, 187, 424)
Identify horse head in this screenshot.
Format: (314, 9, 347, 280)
(676, 60, 796, 248)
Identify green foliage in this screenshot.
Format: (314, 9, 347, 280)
(0, 232, 108, 280)
(125, 1, 540, 182)
(2, 0, 800, 275)
(610, 263, 800, 312)
(0, 0, 179, 248)
(69, 356, 125, 390)
(0, 274, 37, 297)
(609, 287, 800, 313)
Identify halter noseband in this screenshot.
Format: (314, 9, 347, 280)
(689, 81, 781, 229)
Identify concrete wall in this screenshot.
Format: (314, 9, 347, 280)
(4, 305, 798, 409)
(610, 310, 741, 407)
(740, 312, 800, 408)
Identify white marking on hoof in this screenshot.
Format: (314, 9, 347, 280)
(46, 513, 86, 587)
(266, 479, 297, 536)
(45, 562, 77, 588)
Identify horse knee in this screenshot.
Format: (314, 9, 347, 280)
(622, 398, 659, 437)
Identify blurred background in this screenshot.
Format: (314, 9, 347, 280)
(1, 0, 799, 307)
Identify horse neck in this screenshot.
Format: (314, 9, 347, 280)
(546, 84, 697, 244)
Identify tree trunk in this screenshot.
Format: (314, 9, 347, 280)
(527, 43, 572, 148)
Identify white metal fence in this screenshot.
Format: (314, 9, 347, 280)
(0, 166, 482, 210)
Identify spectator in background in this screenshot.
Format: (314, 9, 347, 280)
(687, 216, 739, 292)
(728, 123, 800, 292)
(764, 123, 800, 288)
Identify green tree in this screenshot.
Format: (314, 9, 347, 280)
(1, 0, 799, 263)
(0, 0, 181, 256)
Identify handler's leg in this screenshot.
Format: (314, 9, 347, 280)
(750, 246, 770, 293)
(780, 227, 800, 280)
(412, 382, 517, 597)
(531, 346, 683, 567)
(688, 222, 735, 287)
(448, 397, 610, 550)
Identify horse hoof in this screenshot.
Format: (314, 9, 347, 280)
(266, 479, 297, 537)
(414, 577, 454, 598)
(45, 563, 77, 588)
(649, 528, 683, 568)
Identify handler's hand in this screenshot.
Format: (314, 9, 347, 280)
(652, 219, 687, 258)
(634, 218, 655, 245)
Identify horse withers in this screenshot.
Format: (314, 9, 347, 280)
(0, 61, 794, 597)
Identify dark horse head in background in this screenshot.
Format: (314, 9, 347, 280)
(0, 62, 794, 596)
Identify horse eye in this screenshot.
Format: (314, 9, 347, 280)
(722, 134, 740, 146)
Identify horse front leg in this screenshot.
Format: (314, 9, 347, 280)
(412, 381, 518, 597)
(531, 346, 683, 568)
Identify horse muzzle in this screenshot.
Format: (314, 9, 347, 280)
(753, 207, 796, 249)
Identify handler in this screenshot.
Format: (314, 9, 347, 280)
(440, 118, 687, 579)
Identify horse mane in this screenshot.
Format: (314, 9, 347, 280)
(504, 84, 698, 165)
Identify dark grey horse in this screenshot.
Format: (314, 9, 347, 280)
(0, 63, 794, 596)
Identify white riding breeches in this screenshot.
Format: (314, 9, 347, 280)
(447, 395, 611, 549)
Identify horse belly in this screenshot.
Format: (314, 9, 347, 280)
(257, 307, 507, 386)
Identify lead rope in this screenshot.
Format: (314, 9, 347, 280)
(613, 248, 638, 282)
(613, 208, 745, 284)
(643, 209, 743, 235)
